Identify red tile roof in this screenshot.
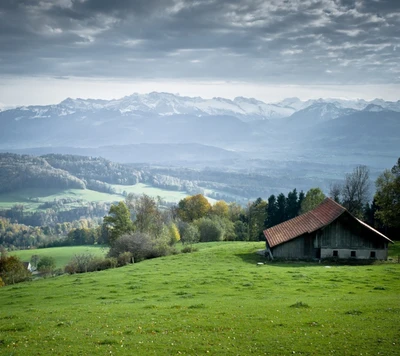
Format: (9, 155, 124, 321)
(264, 198, 393, 248)
(264, 198, 346, 248)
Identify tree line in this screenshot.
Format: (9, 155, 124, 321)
(0, 153, 145, 194)
(1, 158, 399, 252)
(0, 200, 111, 227)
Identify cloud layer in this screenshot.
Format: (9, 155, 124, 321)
(0, 0, 399, 85)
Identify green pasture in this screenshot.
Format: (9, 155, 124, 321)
(111, 183, 190, 203)
(0, 184, 194, 211)
(1, 242, 399, 355)
(0, 188, 123, 211)
(11, 246, 108, 268)
(112, 183, 216, 204)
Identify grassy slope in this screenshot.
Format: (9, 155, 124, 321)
(111, 183, 190, 203)
(1, 242, 399, 355)
(0, 188, 123, 211)
(0, 184, 191, 211)
(11, 246, 108, 268)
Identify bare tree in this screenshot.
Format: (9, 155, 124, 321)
(341, 165, 370, 218)
(329, 182, 342, 203)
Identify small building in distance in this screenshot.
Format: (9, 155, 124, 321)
(263, 198, 393, 260)
(22, 261, 33, 272)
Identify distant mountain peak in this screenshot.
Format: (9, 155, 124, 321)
(363, 104, 386, 112)
(2, 92, 400, 127)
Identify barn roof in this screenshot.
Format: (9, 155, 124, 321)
(263, 198, 393, 248)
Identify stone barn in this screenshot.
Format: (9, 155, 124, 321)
(263, 198, 393, 260)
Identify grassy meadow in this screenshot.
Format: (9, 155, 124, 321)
(0, 184, 194, 212)
(111, 183, 190, 203)
(11, 246, 108, 268)
(0, 188, 123, 211)
(1, 242, 399, 355)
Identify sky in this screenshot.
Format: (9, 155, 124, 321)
(0, 0, 399, 107)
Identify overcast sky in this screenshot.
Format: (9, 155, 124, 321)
(0, 0, 399, 106)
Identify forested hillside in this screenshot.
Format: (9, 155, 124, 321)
(42, 154, 143, 185)
(0, 153, 85, 193)
(0, 153, 146, 195)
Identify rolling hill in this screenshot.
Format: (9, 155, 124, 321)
(0, 242, 399, 355)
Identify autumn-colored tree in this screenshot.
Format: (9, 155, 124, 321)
(211, 201, 229, 218)
(168, 222, 181, 244)
(0, 255, 31, 285)
(177, 194, 211, 222)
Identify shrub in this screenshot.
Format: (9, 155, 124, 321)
(88, 257, 118, 271)
(53, 268, 64, 276)
(64, 253, 94, 274)
(64, 261, 78, 274)
(108, 232, 175, 263)
(179, 222, 200, 245)
(65, 255, 118, 274)
(181, 246, 198, 253)
(108, 233, 155, 262)
(0, 255, 31, 285)
(196, 217, 223, 242)
(37, 256, 56, 275)
(117, 252, 133, 266)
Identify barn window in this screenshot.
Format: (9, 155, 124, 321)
(370, 251, 376, 258)
(333, 250, 338, 257)
(350, 251, 356, 257)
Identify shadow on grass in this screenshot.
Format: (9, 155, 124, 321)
(234, 252, 266, 264)
(235, 251, 379, 268)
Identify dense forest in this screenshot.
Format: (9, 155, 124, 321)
(0, 216, 102, 250)
(0, 153, 85, 193)
(0, 153, 146, 193)
(0, 201, 111, 227)
(42, 154, 143, 185)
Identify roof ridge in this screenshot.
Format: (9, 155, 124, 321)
(325, 197, 347, 212)
(355, 217, 393, 243)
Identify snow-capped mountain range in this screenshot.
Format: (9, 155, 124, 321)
(5, 92, 400, 123)
(1, 92, 399, 169)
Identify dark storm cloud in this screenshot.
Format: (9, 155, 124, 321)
(0, 0, 399, 84)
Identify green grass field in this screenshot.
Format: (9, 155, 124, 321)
(0, 188, 123, 211)
(0, 184, 194, 212)
(111, 183, 190, 203)
(1, 242, 399, 355)
(11, 246, 108, 268)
